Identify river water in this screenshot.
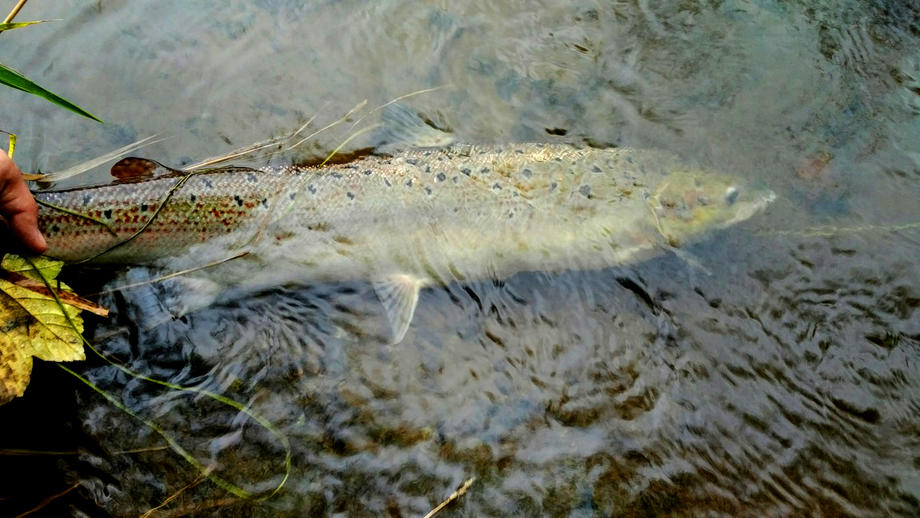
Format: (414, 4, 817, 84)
(1, 1, 919, 516)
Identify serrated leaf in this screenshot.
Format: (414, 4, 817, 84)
(2, 254, 63, 281)
(0, 254, 91, 404)
(0, 62, 102, 123)
(0, 330, 33, 404)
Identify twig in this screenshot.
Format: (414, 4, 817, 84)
(3, 0, 28, 25)
(422, 477, 475, 518)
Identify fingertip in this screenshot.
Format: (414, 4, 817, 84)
(31, 229, 48, 255)
(9, 214, 47, 255)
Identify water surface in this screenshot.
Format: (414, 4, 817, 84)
(1, 1, 918, 516)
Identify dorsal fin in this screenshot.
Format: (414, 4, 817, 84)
(110, 157, 177, 181)
(376, 103, 455, 154)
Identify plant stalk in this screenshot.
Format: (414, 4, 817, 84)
(3, 0, 28, 25)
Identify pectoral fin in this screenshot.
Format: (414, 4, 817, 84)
(373, 274, 427, 344)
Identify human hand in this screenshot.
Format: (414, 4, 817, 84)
(0, 149, 46, 254)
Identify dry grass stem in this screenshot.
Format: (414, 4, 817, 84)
(14, 481, 80, 518)
(141, 472, 210, 518)
(94, 250, 250, 296)
(0, 448, 79, 456)
(423, 477, 475, 518)
(2, 0, 28, 25)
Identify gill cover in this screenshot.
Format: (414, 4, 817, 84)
(650, 170, 775, 247)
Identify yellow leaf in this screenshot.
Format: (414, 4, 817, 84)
(0, 254, 90, 404)
(2, 254, 64, 282)
(0, 330, 33, 403)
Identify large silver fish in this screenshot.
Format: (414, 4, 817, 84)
(35, 143, 774, 341)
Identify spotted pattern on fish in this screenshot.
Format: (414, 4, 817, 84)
(34, 143, 773, 291)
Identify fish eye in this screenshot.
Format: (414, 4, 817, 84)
(724, 186, 739, 205)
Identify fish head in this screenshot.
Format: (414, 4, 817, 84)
(649, 169, 775, 247)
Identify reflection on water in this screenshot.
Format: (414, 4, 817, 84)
(1, 0, 919, 516)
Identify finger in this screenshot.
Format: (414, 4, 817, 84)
(0, 151, 47, 254)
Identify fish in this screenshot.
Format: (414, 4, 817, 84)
(33, 142, 774, 342)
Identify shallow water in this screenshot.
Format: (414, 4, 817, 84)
(1, 1, 919, 516)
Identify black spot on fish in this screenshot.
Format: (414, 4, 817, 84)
(424, 186, 432, 195)
(515, 149, 524, 154)
(545, 127, 568, 136)
(261, 198, 268, 207)
(51, 225, 60, 233)
(579, 185, 592, 198)
(308, 184, 317, 194)
(452, 176, 459, 183)
(203, 179, 213, 188)
(190, 194, 197, 202)
(405, 179, 413, 187)
(550, 182, 558, 191)
(480, 167, 490, 174)
(103, 209, 113, 219)
(246, 173, 258, 183)
(508, 211, 514, 218)
(330, 172, 343, 179)
(385, 179, 392, 187)
(461, 167, 471, 175)
(492, 182, 502, 190)
(592, 165, 602, 173)
(289, 192, 297, 200)
(83, 194, 91, 205)
(522, 168, 533, 177)
(347, 191, 355, 200)
(364, 169, 373, 176)
(406, 158, 419, 165)
(425, 165, 430, 173)
(234, 195, 244, 207)
(140, 204, 149, 212)
(436, 172, 447, 182)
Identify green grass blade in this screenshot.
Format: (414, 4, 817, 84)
(1, 131, 15, 158)
(0, 63, 102, 122)
(0, 20, 50, 31)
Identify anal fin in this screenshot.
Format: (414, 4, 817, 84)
(373, 274, 428, 344)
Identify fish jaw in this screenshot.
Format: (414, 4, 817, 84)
(650, 169, 775, 247)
